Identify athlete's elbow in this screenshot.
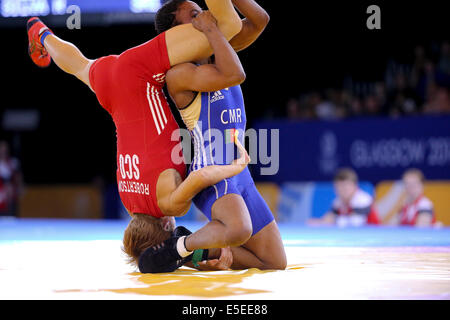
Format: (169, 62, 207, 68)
(158, 200, 188, 218)
(236, 70, 246, 83)
(255, 10, 270, 30)
(191, 169, 214, 189)
(262, 11, 270, 26)
(228, 70, 247, 87)
(226, 70, 246, 87)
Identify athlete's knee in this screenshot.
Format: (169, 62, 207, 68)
(260, 247, 287, 270)
(224, 222, 252, 247)
(204, 0, 242, 40)
(263, 256, 287, 271)
(219, 16, 242, 41)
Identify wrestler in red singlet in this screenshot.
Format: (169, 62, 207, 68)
(88, 32, 186, 218)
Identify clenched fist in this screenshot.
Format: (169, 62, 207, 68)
(192, 11, 218, 33)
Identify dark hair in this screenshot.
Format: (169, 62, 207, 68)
(155, 0, 187, 34)
(334, 168, 358, 183)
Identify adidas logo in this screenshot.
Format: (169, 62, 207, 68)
(152, 73, 166, 84)
(210, 90, 225, 103)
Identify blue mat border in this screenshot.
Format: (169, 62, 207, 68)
(1, 219, 449, 247)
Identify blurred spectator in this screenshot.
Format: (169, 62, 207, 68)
(284, 41, 450, 121)
(396, 169, 439, 227)
(312, 91, 338, 120)
(285, 94, 317, 120)
(389, 92, 418, 117)
(364, 94, 382, 116)
(415, 60, 437, 105)
(335, 89, 351, 118)
(423, 84, 450, 114)
(308, 168, 379, 227)
(387, 72, 419, 116)
(348, 96, 364, 117)
(411, 45, 427, 85)
(0, 140, 23, 216)
(286, 98, 302, 119)
(437, 41, 450, 75)
(374, 82, 388, 113)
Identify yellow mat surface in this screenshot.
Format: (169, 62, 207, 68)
(0, 240, 449, 299)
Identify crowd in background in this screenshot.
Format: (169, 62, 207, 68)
(285, 41, 450, 120)
(0, 141, 23, 216)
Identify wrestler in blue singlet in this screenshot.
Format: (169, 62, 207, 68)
(179, 85, 274, 235)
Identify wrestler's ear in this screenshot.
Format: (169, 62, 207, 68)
(160, 217, 174, 232)
(161, 219, 170, 231)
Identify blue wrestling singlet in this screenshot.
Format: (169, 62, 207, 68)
(179, 86, 274, 235)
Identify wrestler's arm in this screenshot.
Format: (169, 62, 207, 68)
(166, 12, 245, 97)
(160, 138, 250, 217)
(165, 0, 242, 66)
(229, 0, 270, 52)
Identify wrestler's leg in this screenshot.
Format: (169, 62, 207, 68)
(229, 184, 287, 270)
(187, 204, 286, 270)
(165, 0, 242, 66)
(230, 221, 287, 270)
(184, 194, 253, 250)
(39, 0, 241, 85)
(157, 169, 285, 269)
(43, 34, 94, 90)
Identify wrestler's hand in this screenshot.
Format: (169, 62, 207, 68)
(231, 133, 251, 169)
(197, 247, 233, 271)
(192, 11, 218, 33)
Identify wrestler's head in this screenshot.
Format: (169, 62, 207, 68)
(402, 168, 425, 201)
(155, 0, 203, 34)
(333, 168, 358, 203)
(122, 213, 175, 267)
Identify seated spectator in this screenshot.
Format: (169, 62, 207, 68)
(437, 41, 450, 75)
(286, 98, 301, 119)
(364, 94, 383, 116)
(309, 168, 379, 227)
(397, 169, 437, 227)
(423, 84, 450, 114)
(348, 96, 364, 117)
(0, 179, 8, 213)
(312, 91, 338, 120)
(0, 140, 23, 216)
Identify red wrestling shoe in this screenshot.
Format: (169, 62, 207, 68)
(27, 17, 52, 68)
